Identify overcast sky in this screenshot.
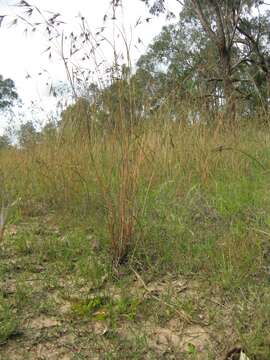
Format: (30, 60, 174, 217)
(0, 0, 180, 134)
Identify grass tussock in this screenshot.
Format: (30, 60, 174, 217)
(1, 120, 270, 271)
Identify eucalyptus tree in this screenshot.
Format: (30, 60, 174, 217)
(142, 0, 268, 122)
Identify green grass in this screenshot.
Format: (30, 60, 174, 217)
(0, 122, 270, 358)
(0, 296, 19, 345)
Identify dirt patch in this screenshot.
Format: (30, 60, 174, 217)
(25, 315, 60, 330)
(3, 343, 73, 360)
(149, 322, 211, 358)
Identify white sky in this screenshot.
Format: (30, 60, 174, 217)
(0, 0, 180, 134)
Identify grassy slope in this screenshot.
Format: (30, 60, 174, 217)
(0, 122, 270, 359)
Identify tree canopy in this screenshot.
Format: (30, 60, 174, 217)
(138, 0, 270, 122)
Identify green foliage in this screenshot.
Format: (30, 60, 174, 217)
(0, 75, 18, 110)
(136, 18, 213, 118)
(17, 121, 38, 148)
(71, 295, 109, 318)
(140, 0, 270, 120)
(71, 295, 139, 322)
(40, 121, 57, 141)
(0, 134, 11, 150)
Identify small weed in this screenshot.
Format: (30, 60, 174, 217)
(71, 295, 110, 318)
(110, 297, 140, 321)
(71, 295, 139, 323)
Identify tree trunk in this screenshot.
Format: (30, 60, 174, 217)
(219, 46, 236, 125)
